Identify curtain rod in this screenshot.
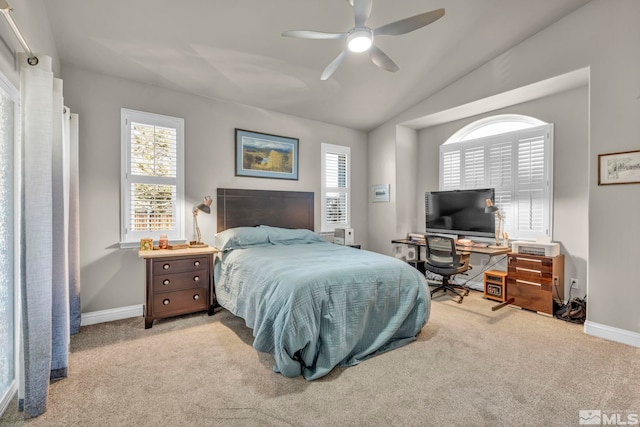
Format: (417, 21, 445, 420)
(0, 0, 38, 66)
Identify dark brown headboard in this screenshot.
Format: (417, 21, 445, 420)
(217, 188, 314, 232)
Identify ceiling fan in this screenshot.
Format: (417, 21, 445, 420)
(282, 0, 445, 80)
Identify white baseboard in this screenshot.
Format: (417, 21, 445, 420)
(0, 381, 17, 419)
(81, 304, 143, 326)
(584, 320, 640, 348)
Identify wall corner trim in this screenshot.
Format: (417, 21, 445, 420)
(584, 320, 640, 349)
(80, 304, 143, 326)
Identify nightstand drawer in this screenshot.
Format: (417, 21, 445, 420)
(152, 287, 208, 316)
(153, 257, 209, 274)
(152, 271, 207, 293)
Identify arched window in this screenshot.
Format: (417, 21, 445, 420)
(439, 114, 553, 240)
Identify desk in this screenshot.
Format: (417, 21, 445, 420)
(391, 238, 511, 257)
(392, 238, 510, 290)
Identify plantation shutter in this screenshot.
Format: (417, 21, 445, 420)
(488, 140, 514, 236)
(321, 143, 350, 232)
(440, 149, 461, 190)
(514, 128, 550, 239)
(463, 146, 485, 188)
(121, 109, 184, 244)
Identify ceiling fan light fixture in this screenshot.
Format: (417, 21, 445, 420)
(347, 28, 373, 52)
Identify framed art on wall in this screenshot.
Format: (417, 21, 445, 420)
(598, 149, 640, 185)
(372, 184, 390, 202)
(235, 129, 299, 180)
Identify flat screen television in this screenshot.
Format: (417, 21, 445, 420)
(425, 188, 495, 238)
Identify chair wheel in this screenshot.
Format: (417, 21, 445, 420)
(457, 298, 463, 304)
(463, 290, 469, 296)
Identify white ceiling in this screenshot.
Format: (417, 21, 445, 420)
(41, 0, 591, 131)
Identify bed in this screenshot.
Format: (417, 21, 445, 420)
(213, 188, 430, 380)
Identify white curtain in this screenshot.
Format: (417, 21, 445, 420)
(19, 54, 80, 418)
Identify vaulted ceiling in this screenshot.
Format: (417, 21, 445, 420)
(42, 0, 591, 131)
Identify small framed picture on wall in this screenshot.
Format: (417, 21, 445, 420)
(598, 149, 640, 185)
(372, 184, 390, 202)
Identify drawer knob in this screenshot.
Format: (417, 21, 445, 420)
(193, 294, 199, 301)
(163, 263, 170, 270)
(162, 279, 170, 286)
(193, 275, 200, 282)
(162, 299, 170, 305)
(194, 260, 200, 267)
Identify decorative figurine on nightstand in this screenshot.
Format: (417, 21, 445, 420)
(190, 195, 212, 248)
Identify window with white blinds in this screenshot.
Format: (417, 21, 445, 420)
(321, 143, 350, 232)
(121, 109, 184, 245)
(439, 123, 553, 240)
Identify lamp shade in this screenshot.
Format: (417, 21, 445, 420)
(195, 195, 212, 214)
(484, 199, 498, 214)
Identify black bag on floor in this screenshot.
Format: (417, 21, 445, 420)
(555, 296, 586, 324)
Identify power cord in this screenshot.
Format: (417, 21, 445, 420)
(456, 254, 508, 288)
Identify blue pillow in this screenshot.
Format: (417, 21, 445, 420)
(214, 227, 271, 251)
(259, 225, 326, 245)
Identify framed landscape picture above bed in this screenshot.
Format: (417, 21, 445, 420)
(235, 129, 299, 180)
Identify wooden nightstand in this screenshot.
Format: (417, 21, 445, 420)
(138, 246, 218, 329)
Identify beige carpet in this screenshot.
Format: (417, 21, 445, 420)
(2, 290, 639, 427)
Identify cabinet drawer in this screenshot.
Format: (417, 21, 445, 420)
(153, 257, 208, 274)
(506, 278, 554, 315)
(508, 254, 553, 273)
(507, 268, 553, 287)
(152, 287, 208, 316)
(152, 271, 208, 293)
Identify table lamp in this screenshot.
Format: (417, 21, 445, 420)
(484, 199, 503, 248)
(190, 195, 212, 248)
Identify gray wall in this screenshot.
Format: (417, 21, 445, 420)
(416, 86, 589, 298)
(61, 66, 368, 313)
(368, 0, 640, 336)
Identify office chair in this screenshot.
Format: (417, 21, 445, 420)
(424, 235, 471, 304)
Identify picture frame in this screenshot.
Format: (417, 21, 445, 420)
(598, 149, 640, 185)
(235, 129, 299, 180)
(372, 184, 390, 202)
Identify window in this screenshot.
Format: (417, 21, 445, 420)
(0, 72, 18, 417)
(321, 143, 350, 232)
(121, 109, 184, 246)
(439, 116, 553, 240)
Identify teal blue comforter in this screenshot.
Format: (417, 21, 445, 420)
(214, 241, 430, 380)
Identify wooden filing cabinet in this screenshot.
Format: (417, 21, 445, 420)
(484, 270, 508, 302)
(139, 247, 217, 329)
(507, 253, 564, 315)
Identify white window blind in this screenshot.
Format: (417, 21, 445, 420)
(121, 109, 184, 245)
(321, 143, 350, 232)
(441, 150, 461, 190)
(439, 123, 553, 240)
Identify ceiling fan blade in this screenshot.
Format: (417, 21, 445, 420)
(282, 30, 347, 40)
(374, 8, 445, 36)
(353, 0, 372, 28)
(369, 45, 399, 72)
(321, 50, 348, 80)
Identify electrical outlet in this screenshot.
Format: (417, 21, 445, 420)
(570, 278, 578, 289)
